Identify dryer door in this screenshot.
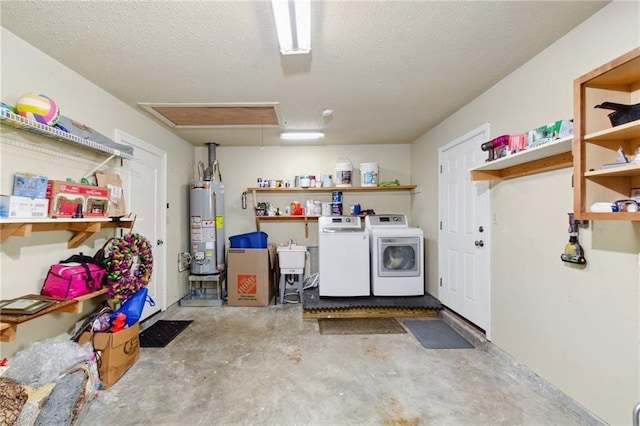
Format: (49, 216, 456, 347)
(377, 237, 421, 277)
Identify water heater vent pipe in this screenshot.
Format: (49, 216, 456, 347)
(203, 142, 221, 182)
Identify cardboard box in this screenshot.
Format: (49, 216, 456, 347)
(551, 119, 574, 139)
(46, 180, 110, 217)
(0, 195, 49, 218)
(227, 244, 277, 307)
(13, 173, 48, 198)
(95, 170, 126, 217)
(78, 321, 140, 389)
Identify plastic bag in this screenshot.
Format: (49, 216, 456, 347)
(3, 336, 93, 386)
(111, 287, 155, 327)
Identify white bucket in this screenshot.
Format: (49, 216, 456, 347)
(360, 163, 379, 187)
(334, 162, 353, 187)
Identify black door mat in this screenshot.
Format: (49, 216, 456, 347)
(318, 318, 408, 335)
(139, 320, 193, 348)
(303, 286, 442, 312)
(404, 319, 474, 349)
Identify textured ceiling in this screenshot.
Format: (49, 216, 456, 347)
(1, 1, 609, 147)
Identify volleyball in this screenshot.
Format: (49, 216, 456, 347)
(0, 102, 16, 115)
(15, 93, 60, 125)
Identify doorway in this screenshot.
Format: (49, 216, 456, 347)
(115, 130, 167, 321)
(438, 123, 491, 337)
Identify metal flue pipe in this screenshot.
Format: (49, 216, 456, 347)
(203, 142, 220, 181)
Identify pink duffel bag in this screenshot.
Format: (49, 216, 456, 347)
(41, 262, 106, 299)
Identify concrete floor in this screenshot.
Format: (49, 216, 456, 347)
(81, 304, 602, 426)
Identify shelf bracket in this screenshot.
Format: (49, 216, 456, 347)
(68, 222, 102, 248)
(0, 322, 17, 342)
(83, 154, 116, 179)
(0, 223, 32, 243)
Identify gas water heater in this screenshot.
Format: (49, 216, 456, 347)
(189, 142, 225, 275)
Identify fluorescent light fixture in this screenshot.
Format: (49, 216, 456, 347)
(271, 0, 311, 55)
(281, 131, 324, 140)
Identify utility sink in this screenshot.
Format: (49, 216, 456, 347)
(277, 245, 307, 274)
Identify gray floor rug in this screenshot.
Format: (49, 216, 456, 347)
(404, 319, 474, 349)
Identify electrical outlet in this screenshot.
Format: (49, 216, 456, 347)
(178, 252, 191, 272)
(492, 212, 498, 225)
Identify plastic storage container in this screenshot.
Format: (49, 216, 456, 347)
(334, 161, 353, 187)
(229, 231, 268, 248)
(360, 163, 379, 186)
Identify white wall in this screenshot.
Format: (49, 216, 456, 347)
(0, 28, 195, 357)
(411, 2, 639, 425)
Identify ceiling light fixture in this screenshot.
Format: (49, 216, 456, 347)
(281, 131, 324, 140)
(270, 0, 311, 55)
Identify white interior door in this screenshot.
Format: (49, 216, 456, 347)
(115, 130, 166, 321)
(438, 123, 491, 336)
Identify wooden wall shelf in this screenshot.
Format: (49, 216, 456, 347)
(249, 185, 417, 237)
(0, 217, 133, 248)
(469, 136, 573, 181)
(247, 185, 417, 193)
(0, 289, 108, 342)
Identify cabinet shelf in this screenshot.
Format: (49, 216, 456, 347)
(0, 289, 108, 342)
(585, 119, 640, 142)
(574, 47, 640, 221)
(469, 136, 573, 181)
(0, 217, 133, 248)
(584, 162, 640, 178)
(0, 109, 133, 160)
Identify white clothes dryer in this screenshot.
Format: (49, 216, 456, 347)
(318, 216, 370, 297)
(365, 215, 424, 296)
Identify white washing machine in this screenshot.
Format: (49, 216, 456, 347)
(318, 216, 370, 297)
(365, 214, 424, 296)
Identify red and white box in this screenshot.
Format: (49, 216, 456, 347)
(46, 180, 110, 217)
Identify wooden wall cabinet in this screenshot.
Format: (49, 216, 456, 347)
(573, 47, 640, 221)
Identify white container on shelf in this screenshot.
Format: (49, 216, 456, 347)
(360, 163, 379, 186)
(334, 161, 353, 187)
(299, 175, 311, 188)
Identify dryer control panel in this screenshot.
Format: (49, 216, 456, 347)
(365, 214, 408, 229)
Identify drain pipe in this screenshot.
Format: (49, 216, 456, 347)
(633, 401, 639, 426)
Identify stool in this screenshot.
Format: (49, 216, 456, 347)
(279, 270, 304, 304)
(179, 273, 225, 307)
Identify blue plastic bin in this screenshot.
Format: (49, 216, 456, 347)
(229, 231, 268, 249)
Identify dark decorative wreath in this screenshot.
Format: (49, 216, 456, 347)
(104, 233, 153, 304)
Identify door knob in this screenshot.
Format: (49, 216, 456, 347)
(475, 240, 484, 247)
(157, 239, 164, 246)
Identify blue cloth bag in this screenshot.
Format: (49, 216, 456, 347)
(112, 287, 155, 327)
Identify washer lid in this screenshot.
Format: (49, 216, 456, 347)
(365, 214, 408, 229)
